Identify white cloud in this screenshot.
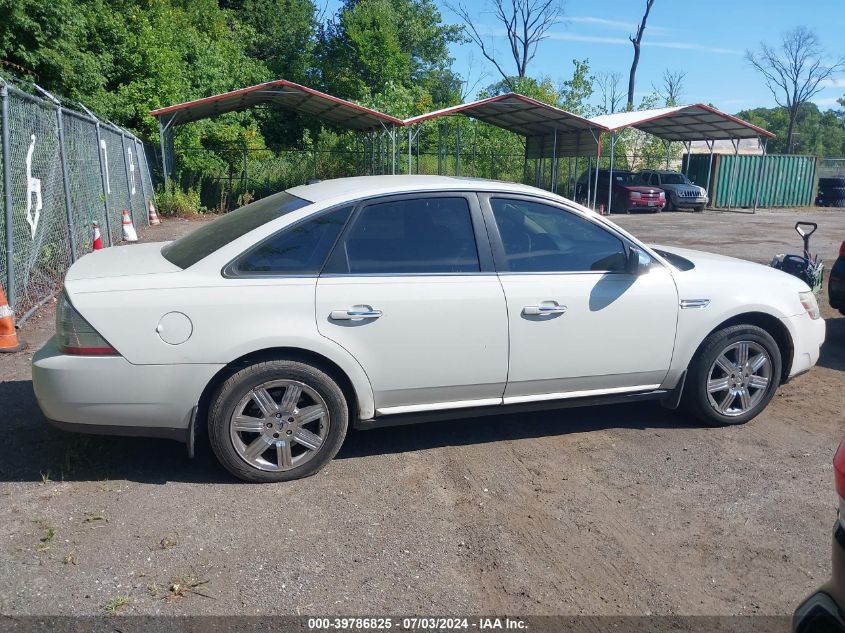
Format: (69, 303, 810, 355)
(565, 15, 669, 34)
(820, 77, 845, 88)
(544, 31, 741, 55)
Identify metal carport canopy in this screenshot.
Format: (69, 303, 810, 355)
(589, 104, 774, 140)
(403, 93, 609, 157)
(149, 80, 404, 130)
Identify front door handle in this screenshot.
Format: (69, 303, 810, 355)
(329, 305, 383, 320)
(523, 301, 567, 316)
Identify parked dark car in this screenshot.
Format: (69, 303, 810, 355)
(575, 169, 665, 214)
(793, 437, 845, 632)
(830, 240, 845, 316)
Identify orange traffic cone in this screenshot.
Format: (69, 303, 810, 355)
(92, 222, 103, 250)
(0, 282, 25, 353)
(121, 210, 138, 242)
(147, 199, 160, 226)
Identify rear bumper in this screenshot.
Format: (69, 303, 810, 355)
(32, 336, 223, 436)
(782, 312, 825, 378)
(793, 523, 845, 633)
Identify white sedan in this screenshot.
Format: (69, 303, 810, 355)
(33, 176, 825, 482)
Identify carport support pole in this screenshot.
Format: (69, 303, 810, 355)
(574, 157, 579, 200)
(682, 141, 691, 177)
(55, 107, 77, 262)
(1, 83, 14, 308)
(753, 137, 768, 214)
(407, 127, 412, 175)
(551, 129, 558, 194)
(705, 140, 715, 207)
(158, 118, 168, 187)
(586, 158, 592, 208)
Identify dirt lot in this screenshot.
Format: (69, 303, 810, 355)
(0, 208, 843, 617)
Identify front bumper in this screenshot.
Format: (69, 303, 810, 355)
(793, 520, 845, 633)
(32, 336, 223, 439)
(671, 194, 708, 207)
(782, 312, 826, 378)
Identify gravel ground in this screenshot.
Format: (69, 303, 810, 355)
(0, 207, 843, 617)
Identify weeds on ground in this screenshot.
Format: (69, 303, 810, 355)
(104, 596, 130, 615)
(164, 575, 213, 602)
(159, 535, 177, 549)
(83, 512, 108, 524)
(33, 519, 55, 552)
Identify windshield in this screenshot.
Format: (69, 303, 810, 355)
(161, 191, 311, 269)
(660, 173, 690, 185)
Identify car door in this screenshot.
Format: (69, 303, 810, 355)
(480, 194, 679, 401)
(315, 192, 508, 414)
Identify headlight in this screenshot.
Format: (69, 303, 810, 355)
(799, 291, 820, 320)
(629, 191, 642, 199)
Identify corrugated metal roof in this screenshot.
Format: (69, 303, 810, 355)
(404, 93, 607, 158)
(149, 80, 404, 130)
(590, 104, 775, 140)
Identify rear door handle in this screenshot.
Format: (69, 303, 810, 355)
(523, 301, 567, 316)
(329, 305, 383, 320)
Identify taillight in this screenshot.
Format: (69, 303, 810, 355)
(56, 291, 119, 356)
(835, 437, 845, 499)
(839, 240, 845, 257)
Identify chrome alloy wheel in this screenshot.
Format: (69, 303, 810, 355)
(706, 341, 772, 417)
(229, 380, 330, 472)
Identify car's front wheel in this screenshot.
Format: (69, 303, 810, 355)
(684, 325, 782, 426)
(208, 360, 348, 482)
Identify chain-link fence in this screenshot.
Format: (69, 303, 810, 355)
(1, 80, 155, 322)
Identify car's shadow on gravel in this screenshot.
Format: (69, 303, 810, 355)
(0, 378, 704, 484)
(818, 316, 845, 372)
(337, 402, 703, 460)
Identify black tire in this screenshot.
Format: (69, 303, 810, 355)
(664, 200, 674, 212)
(208, 360, 349, 482)
(819, 177, 845, 189)
(683, 325, 782, 427)
(694, 205, 705, 213)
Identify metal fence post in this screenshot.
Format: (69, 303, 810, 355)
(92, 119, 113, 245)
(56, 108, 77, 262)
(135, 138, 150, 217)
(1, 83, 14, 307)
(119, 132, 134, 219)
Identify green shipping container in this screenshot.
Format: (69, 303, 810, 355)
(683, 153, 817, 209)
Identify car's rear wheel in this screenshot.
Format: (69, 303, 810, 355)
(684, 325, 782, 426)
(208, 360, 348, 482)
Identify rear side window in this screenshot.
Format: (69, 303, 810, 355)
(326, 197, 480, 274)
(161, 191, 311, 269)
(232, 206, 352, 275)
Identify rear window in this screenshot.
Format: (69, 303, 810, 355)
(161, 191, 311, 269)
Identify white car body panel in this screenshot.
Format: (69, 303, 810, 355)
(31, 176, 826, 440)
(316, 275, 509, 409)
(499, 265, 679, 397)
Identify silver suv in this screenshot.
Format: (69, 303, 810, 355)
(638, 170, 708, 212)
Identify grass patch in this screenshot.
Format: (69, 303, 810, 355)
(104, 595, 130, 615)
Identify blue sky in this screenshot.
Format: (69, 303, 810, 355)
(323, 0, 845, 113)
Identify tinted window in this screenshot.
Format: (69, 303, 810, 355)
(329, 197, 480, 274)
(161, 191, 310, 269)
(234, 206, 352, 275)
(491, 198, 628, 273)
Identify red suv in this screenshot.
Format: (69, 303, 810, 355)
(793, 437, 845, 632)
(575, 169, 665, 213)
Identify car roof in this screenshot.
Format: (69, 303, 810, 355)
(287, 175, 557, 203)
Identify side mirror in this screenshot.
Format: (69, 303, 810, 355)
(626, 246, 651, 276)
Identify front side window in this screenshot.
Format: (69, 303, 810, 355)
(328, 197, 480, 274)
(233, 206, 352, 275)
(162, 191, 311, 269)
(491, 198, 628, 273)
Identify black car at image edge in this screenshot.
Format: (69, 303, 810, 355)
(793, 437, 845, 632)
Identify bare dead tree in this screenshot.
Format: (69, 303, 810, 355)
(653, 69, 686, 106)
(459, 52, 490, 100)
(448, 0, 565, 90)
(746, 26, 845, 153)
(596, 71, 623, 114)
(627, 0, 655, 110)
